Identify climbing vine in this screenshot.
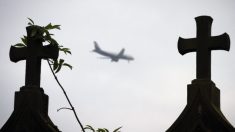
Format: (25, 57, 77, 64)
(14, 18, 72, 73)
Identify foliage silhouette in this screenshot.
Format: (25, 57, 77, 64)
(84, 125, 122, 132)
(14, 18, 72, 73)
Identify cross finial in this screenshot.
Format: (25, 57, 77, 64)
(10, 25, 59, 87)
(178, 16, 230, 80)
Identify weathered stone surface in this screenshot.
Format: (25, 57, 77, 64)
(166, 80, 234, 132)
(1, 86, 60, 132)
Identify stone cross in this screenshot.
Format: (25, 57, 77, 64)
(178, 16, 230, 80)
(10, 26, 59, 87)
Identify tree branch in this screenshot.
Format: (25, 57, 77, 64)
(57, 107, 73, 112)
(47, 60, 85, 132)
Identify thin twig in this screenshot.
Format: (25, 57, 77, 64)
(57, 107, 73, 112)
(47, 60, 86, 132)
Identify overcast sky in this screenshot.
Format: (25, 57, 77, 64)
(0, 0, 235, 132)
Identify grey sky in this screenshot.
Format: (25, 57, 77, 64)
(0, 0, 235, 131)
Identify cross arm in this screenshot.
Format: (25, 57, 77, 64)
(41, 44, 59, 60)
(178, 37, 197, 55)
(10, 46, 27, 63)
(209, 33, 230, 51)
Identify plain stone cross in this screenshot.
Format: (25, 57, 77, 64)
(10, 26, 59, 87)
(178, 16, 230, 80)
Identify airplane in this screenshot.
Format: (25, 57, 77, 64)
(92, 41, 134, 62)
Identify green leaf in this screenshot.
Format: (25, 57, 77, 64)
(63, 63, 73, 70)
(104, 128, 109, 132)
(67, 50, 72, 54)
(60, 47, 72, 55)
(14, 43, 27, 48)
(28, 22, 33, 26)
(53, 60, 58, 71)
(65, 50, 71, 54)
(52, 24, 61, 30)
(27, 18, 34, 25)
(97, 129, 106, 132)
(60, 48, 69, 51)
(55, 59, 64, 73)
(45, 23, 61, 30)
(84, 125, 95, 132)
(21, 36, 27, 45)
(43, 30, 51, 39)
(45, 23, 53, 30)
(113, 127, 122, 132)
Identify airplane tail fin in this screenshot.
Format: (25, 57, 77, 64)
(93, 41, 101, 51)
(118, 48, 125, 56)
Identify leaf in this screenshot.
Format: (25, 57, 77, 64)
(21, 36, 27, 45)
(45, 23, 61, 30)
(28, 18, 34, 26)
(28, 22, 33, 26)
(55, 59, 64, 73)
(97, 129, 106, 132)
(63, 63, 73, 70)
(60, 47, 69, 51)
(43, 30, 51, 39)
(84, 125, 95, 132)
(52, 24, 61, 30)
(53, 60, 58, 71)
(104, 128, 109, 132)
(14, 43, 27, 48)
(45, 23, 53, 30)
(60, 47, 72, 55)
(59, 59, 65, 64)
(66, 50, 72, 54)
(113, 127, 122, 132)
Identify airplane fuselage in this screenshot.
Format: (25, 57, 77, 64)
(93, 41, 134, 62)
